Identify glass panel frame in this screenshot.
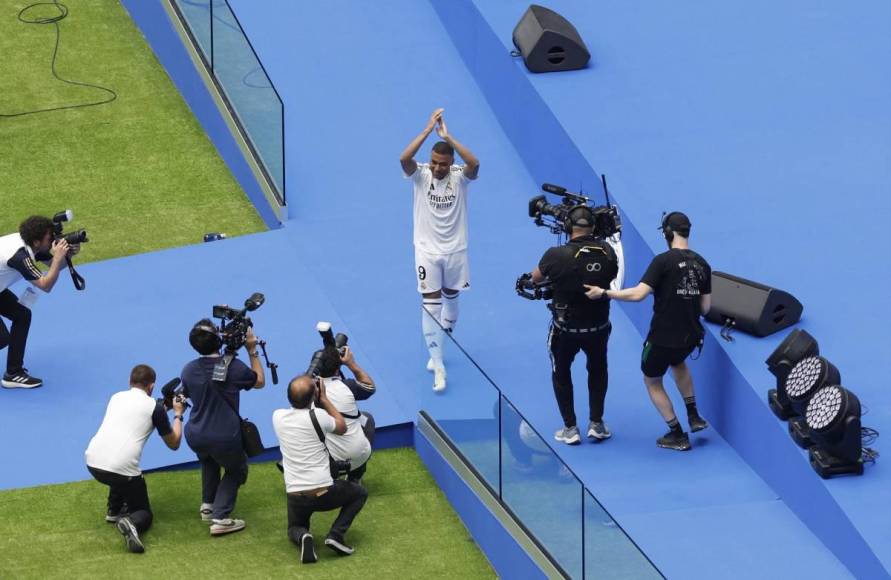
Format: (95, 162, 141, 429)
(422, 305, 664, 579)
(170, 0, 286, 204)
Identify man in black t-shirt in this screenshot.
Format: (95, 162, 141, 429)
(529, 207, 619, 445)
(584, 212, 711, 451)
(181, 319, 265, 535)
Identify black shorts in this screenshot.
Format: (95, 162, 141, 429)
(641, 341, 696, 378)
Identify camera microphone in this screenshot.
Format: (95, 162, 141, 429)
(160, 377, 181, 395)
(542, 183, 566, 195)
(245, 292, 265, 311)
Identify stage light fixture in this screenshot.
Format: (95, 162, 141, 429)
(766, 328, 819, 419)
(784, 356, 841, 448)
(806, 385, 864, 478)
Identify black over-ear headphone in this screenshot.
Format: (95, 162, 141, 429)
(193, 323, 223, 352)
(661, 211, 678, 243)
(564, 205, 595, 235)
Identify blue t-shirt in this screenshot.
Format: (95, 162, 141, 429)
(181, 356, 257, 453)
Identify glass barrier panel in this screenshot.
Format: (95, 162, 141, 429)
(500, 396, 583, 579)
(584, 490, 662, 579)
(172, 0, 212, 63)
(211, 2, 284, 199)
(420, 306, 500, 491)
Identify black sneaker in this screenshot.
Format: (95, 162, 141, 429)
(300, 533, 317, 564)
(1, 371, 42, 389)
(688, 415, 709, 433)
(324, 535, 355, 556)
(657, 430, 691, 451)
(116, 517, 145, 553)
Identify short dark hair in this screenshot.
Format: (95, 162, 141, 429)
(189, 318, 220, 355)
(19, 216, 54, 247)
(432, 141, 454, 157)
(287, 375, 316, 409)
(130, 364, 156, 388)
(318, 346, 342, 378)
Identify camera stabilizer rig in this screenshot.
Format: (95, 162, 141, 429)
(51, 209, 88, 291)
(211, 292, 279, 384)
(517, 175, 623, 301)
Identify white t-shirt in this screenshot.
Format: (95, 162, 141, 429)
(408, 163, 471, 255)
(322, 377, 372, 468)
(273, 406, 336, 492)
(85, 388, 171, 477)
(0, 233, 41, 292)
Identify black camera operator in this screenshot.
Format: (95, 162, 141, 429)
(181, 318, 265, 536)
(307, 323, 377, 483)
(527, 206, 618, 445)
(273, 375, 368, 564)
(0, 215, 80, 389)
(84, 364, 184, 553)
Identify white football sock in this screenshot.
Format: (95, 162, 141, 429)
(441, 291, 459, 333)
(422, 299, 444, 369)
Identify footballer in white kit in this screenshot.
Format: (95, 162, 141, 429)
(400, 108, 479, 392)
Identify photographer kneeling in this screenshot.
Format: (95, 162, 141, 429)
(313, 343, 376, 482)
(182, 320, 265, 536)
(84, 364, 184, 553)
(274, 375, 368, 564)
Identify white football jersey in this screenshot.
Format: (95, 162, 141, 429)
(408, 163, 471, 255)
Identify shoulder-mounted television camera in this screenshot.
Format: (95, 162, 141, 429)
(210, 292, 278, 384)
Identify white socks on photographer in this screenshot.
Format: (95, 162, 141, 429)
(422, 299, 444, 371)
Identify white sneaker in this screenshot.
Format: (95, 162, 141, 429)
(426, 358, 435, 372)
(554, 426, 581, 445)
(200, 503, 213, 522)
(210, 518, 246, 536)
(433, 366, 447, 392)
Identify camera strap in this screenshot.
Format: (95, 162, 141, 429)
(309, 408, 326, 444)
(65, 256, 85, 291)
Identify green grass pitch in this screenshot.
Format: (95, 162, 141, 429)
(0, 0, 266, 263)
(0, 448, 495, 578)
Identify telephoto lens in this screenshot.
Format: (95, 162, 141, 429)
(63, 229, 88, 244)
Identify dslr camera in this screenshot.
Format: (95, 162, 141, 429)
(51, 209, 88, 290)
(306, 321, 349, 378)
(210, 292, 279, 384)
(52, 209, 89, 245)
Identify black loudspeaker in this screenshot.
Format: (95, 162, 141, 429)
(705, 272, 803, 337)
(512, 5, 590, 73)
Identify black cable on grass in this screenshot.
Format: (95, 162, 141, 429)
(0, 1, 117, 118)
